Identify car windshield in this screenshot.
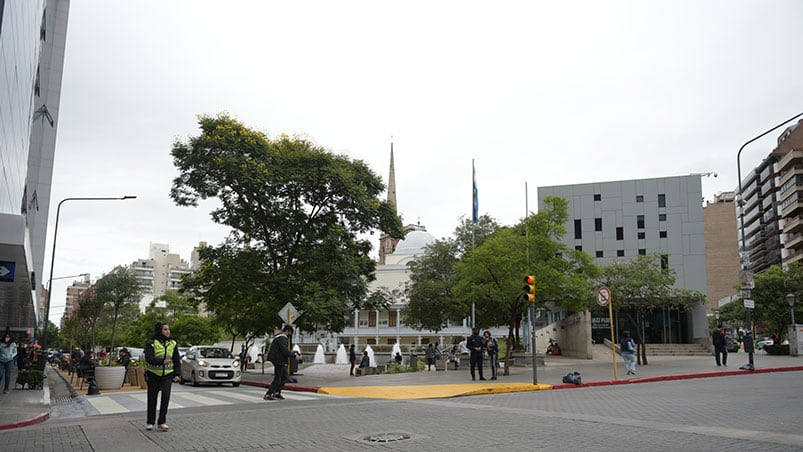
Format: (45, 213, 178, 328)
(199, 348, 230, 359)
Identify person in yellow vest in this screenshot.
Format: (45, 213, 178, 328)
(144, 322, 181, 431)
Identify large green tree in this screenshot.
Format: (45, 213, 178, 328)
(748, 262, 803, 338)
(94, 266, 143, 365)
(171, 114, 403, 335)
(404, 239, 463, 332)
(597, 254, 705, 365)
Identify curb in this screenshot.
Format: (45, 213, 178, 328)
(0, 372, 52, 431)
(242, 380, 322, 394)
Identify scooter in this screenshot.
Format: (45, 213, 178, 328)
(546, 338, 561, 355)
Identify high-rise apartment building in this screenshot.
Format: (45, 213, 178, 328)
(775, 120, 803, 265)
(130, 243, 193, 309)
(62, 274, 92, 320)
(0, 1, 70, 333)
(704, 192, 740, 311)
(538, 175, 709, 343)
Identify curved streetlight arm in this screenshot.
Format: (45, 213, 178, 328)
(42, 196, 136, 354)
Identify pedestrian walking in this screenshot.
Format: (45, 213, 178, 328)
(0, 332, 18, 394)
(620, 330, 636, 375)
(349, 344, 357, 376)
(239, 345, 248, 372)
(467, 328, 486, 381)
(264, 324, 293, 400)
(425, 343, 435, 371)
(483, 331, 499, 380)
(713, 324, 728, 367)
(144, 322, 182, 431)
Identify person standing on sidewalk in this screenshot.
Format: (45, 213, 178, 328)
(483, 331, 499, 380)
(620, 331, 636, 375)
(425, 343, 435, 371)
(264, 324, 293, 400)
(349, 344, 357, 376)
(467, 328, 486, 381)
(144, 322, 181, 431)
(0, 332, 18, 394)
(713, 324, 728, 367)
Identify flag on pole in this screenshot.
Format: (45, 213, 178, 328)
(472, 159, 479, 225)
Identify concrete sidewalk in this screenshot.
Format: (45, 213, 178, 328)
(2, 348, 802, 430)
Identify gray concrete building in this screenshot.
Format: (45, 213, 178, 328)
(538, 174, 708, 343)
(0, 1, 70, 334)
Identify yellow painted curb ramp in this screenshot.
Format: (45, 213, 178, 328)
(319, 382, 552, 399)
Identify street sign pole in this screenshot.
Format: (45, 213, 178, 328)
(597, 287, 617, 380)
(530, 303, 537, 385)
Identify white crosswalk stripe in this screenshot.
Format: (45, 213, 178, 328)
(83, 386, 332, 416)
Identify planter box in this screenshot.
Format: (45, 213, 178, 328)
(94, 366, 126, 390)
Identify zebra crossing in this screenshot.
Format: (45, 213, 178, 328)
(81, 386, 330, 416)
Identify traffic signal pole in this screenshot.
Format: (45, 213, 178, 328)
(524, 275, 537, 384)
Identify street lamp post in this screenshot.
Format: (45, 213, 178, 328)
(737, 111, 803, 371)
(788, 293, 796, 326)
(41, 196, 136, 357)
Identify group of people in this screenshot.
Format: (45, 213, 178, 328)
(348, 344, 373, 376)
(466, 328, 499, 381)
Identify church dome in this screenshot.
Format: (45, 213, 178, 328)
(393, 230, 436, 255)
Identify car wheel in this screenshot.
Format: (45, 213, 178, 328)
(233, 382, 240, 387)
(191, 371, 199, 387)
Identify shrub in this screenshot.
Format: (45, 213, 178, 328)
(15, 369, 44, 389)
(385, 363, 413, 374)
(764, 344, 790, 355)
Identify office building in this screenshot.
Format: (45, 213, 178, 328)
(538, 175, 709, 343)
(0, 1, 70, 334)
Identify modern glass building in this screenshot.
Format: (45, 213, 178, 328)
(0, 0, 69, 334)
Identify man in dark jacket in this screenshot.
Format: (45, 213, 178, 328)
(264, 325, 293, 400)
(713, 324, 728, 367)
(466, 328, 486, 381)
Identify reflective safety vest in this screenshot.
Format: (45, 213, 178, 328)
(146, 339, 177, 376)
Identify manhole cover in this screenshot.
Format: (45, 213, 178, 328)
(53, 395, 74, 405)
(363, 432, 412, 443)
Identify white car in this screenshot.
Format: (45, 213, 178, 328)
(179, 346, 241, 387)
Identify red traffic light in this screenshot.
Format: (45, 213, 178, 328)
(523, 275, 536, 302)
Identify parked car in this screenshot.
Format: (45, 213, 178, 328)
(178, 347, 190, 359)
(179, 345, 241, 387)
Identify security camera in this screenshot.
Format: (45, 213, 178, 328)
(713, 172, 718, 178)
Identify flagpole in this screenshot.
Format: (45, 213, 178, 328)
(471, 159, 478, 328)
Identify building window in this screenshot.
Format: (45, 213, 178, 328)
(617, 250, 625, 257)
(637, 215, 645, 229)
(388, 310, 397, 327)
(596, 251, 603, 258)
(595, 218, 603, 231)
(660, 231, 667, 238)
(594, 194, 601, 201)
(661, 254, 669, 270)
(574, 219, 582, 239)
(638, 249, 646, 255)
(368, 311, 377, 327)
(616, 227, 624, 240)
(659, 213, 666, 221)
(638, 232, 645, 239)
(658, 194, 666, 208)
(575, 245, 583, 251)
(636, 195, 644, 202)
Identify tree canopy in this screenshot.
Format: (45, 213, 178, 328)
(171, 114, 404, 335)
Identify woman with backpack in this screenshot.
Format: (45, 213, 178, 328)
(621, 330, 637, 376)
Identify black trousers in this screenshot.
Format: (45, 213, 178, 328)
(267, 363, 288, 395)
(470, 352, 484, 379)
(715, 346, 728, 366)
(146, 372, 174, 425)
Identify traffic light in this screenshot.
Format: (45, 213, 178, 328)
(523, 275, 536, 303)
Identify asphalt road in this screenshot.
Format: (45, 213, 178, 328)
(5, 370, 802, 451)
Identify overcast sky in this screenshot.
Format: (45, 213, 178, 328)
(45, 1, 803, 324)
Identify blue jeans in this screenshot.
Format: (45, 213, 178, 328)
(1, 359, 13, 390)
(622, 353, 636, 373)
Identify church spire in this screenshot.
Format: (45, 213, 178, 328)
(387, 140, 397, 212)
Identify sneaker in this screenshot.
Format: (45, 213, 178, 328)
(157, 424, 169, 431)
(146, 424, 154, 431)
(273, 393, 285, 400)
(263, 393, 274, 400)
(479, 377, 487, 381)
(2, 389, 8, 394)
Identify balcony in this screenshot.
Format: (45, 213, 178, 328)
(785, 232, 803, 251)
(777, 149, 803, 174)
(784, 216, 803, 234)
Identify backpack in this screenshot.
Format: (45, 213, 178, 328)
(562, 372, 582, 385)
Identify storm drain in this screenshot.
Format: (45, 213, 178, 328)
(346, 431, 426, 445)
(53, 395, 74, 405)
(364, 432, 411, 443)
